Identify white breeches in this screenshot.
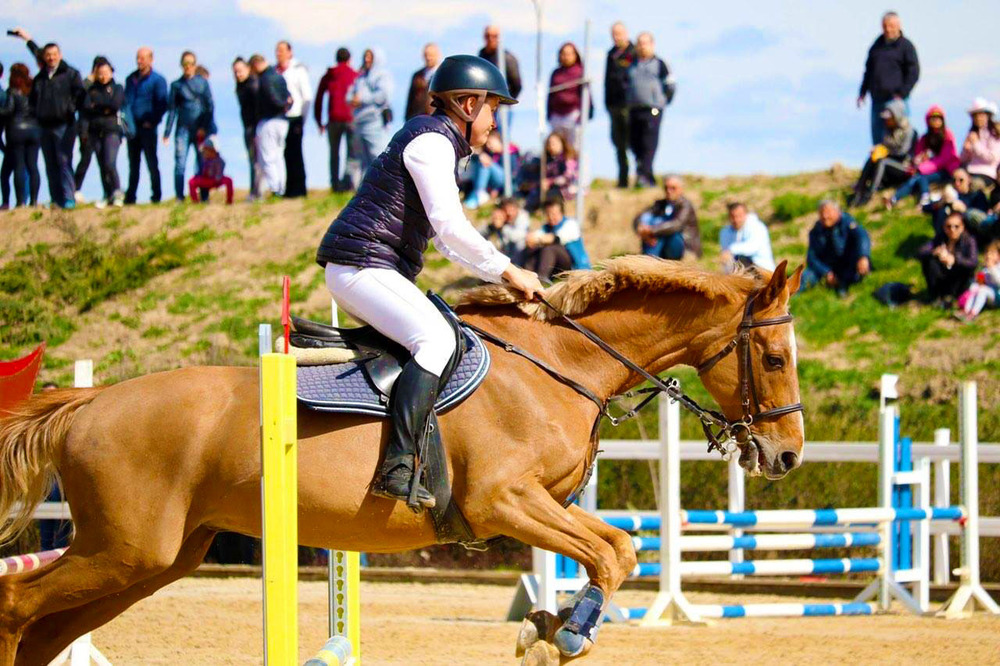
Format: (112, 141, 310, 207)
(325, 263, 457, 376)
(255, 118, 288, 196)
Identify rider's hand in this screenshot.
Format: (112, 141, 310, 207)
(11, 27, 31, 42)
(502, 264, 544, 301)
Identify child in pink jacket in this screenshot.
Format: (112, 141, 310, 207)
(888, 105, 960, 208)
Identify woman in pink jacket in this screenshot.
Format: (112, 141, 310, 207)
(888, 105, 960, 208)
(961, 98, 1000, 190)
(547, 42, 589, 149)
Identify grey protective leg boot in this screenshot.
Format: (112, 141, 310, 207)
(371, 360, 438, 511)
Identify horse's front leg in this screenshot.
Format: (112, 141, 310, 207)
(480, 482, 626, 664)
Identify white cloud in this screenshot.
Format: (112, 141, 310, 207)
(0, 0, 205, 18)
(237, 0, 584, 44)
(926, 55, 1000, 82)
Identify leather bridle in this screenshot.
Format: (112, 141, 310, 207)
(694, 290, 805, 453)
(464, 288, 803, 462)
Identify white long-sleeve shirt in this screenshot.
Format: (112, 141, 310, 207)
(719, 212, 776, 271)
(280, 58, 313, 119)
(403, 132, 511, 283)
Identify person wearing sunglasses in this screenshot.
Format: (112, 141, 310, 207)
(924, 168, 989, 234)
(917, 211, 978, 307)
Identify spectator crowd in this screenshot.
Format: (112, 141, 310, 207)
(1, 11, 996, 326)
(843, 11, 1000, 319)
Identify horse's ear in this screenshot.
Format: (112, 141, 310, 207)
(787, 264, 804, 296)
(757, 260, 788, 308)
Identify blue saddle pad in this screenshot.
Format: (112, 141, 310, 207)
(296, 326, 490, 417)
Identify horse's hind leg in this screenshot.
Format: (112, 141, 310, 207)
(481, 483, 625, 664)
(13, 527, 217, 666)
(0, 519, 187, 666)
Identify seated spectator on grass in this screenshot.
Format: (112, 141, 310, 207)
(633, 175, 702, 260)
(960, 98, 1000, 191)
(464, 130, 518, 210)
(517, 131, 577, 211)
(719, 202, 775, 272)
(849, 99, 916, 207)
(481, 196, 530, 263)
(802, 200, 872, 295)
(188, 139, 233, 204)
(918, 212, 977, 307)
(522, 197, 590, 282)
(888, 106, 960, 208)
(924, 168, 988, 234)
(956, 240, 1000, 322)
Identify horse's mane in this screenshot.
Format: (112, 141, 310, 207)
(457, 255, 763, 321)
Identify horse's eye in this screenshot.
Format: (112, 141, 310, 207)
(765, 354, 785, 369)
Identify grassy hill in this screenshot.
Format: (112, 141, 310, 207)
(2, 170, 998, 575)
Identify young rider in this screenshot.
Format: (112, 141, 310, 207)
(316, 55, 544, 511)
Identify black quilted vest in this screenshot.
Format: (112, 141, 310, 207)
(316, 113, 471, 281)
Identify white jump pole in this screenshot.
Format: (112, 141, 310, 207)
(727, 453, 745, 575)
(938, 382, 1000, 618)
(854, 374, 924, 615)
(640, 394, 704, 626)
(497, 35, 512, 197)
(573, 20, 590, 220)
(932, 428, 951, 585)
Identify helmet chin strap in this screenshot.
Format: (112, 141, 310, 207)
(438, 91, 487, 144)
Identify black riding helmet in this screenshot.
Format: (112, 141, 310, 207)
(430, 55, 517, 141)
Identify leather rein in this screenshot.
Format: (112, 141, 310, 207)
(464, 290, 803, 458)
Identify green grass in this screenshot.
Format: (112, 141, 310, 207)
(0, 227, 204, 354)
(771, 192, 821, 222)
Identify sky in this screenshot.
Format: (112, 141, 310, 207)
(1, 0, 999, 203)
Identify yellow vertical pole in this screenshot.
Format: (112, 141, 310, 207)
(261, 352, 298, 665)
(332, 550, 362, 665)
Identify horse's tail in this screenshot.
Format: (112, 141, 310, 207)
(0, 387, 105, 546)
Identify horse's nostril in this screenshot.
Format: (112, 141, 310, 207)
(780, 450, 801, 472)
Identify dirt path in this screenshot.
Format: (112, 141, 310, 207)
(86, 577, 1000, 665)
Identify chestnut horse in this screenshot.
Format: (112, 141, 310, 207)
(0, 256, 804, 665)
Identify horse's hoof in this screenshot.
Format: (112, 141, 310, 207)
(520, 640, 561, 666)
(515, 610, 561, 657)
(552, 627, 593, 659)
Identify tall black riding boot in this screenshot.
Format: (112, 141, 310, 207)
(371, 360, 438, 511)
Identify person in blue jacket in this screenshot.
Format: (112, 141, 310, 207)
(124, 47, 168, 204)
(163, 51, 215, 201)
(522, 196, 591, 282)
(802, 200, 872, 295)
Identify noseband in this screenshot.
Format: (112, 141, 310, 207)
(694, 291, 805, 453)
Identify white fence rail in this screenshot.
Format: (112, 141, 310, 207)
(599, 439, 1000, 539)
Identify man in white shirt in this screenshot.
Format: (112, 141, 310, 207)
(276, 40, 312, 198)
(719, 202, 776, 272)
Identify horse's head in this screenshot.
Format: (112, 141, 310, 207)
(697, 261, 805, 480)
